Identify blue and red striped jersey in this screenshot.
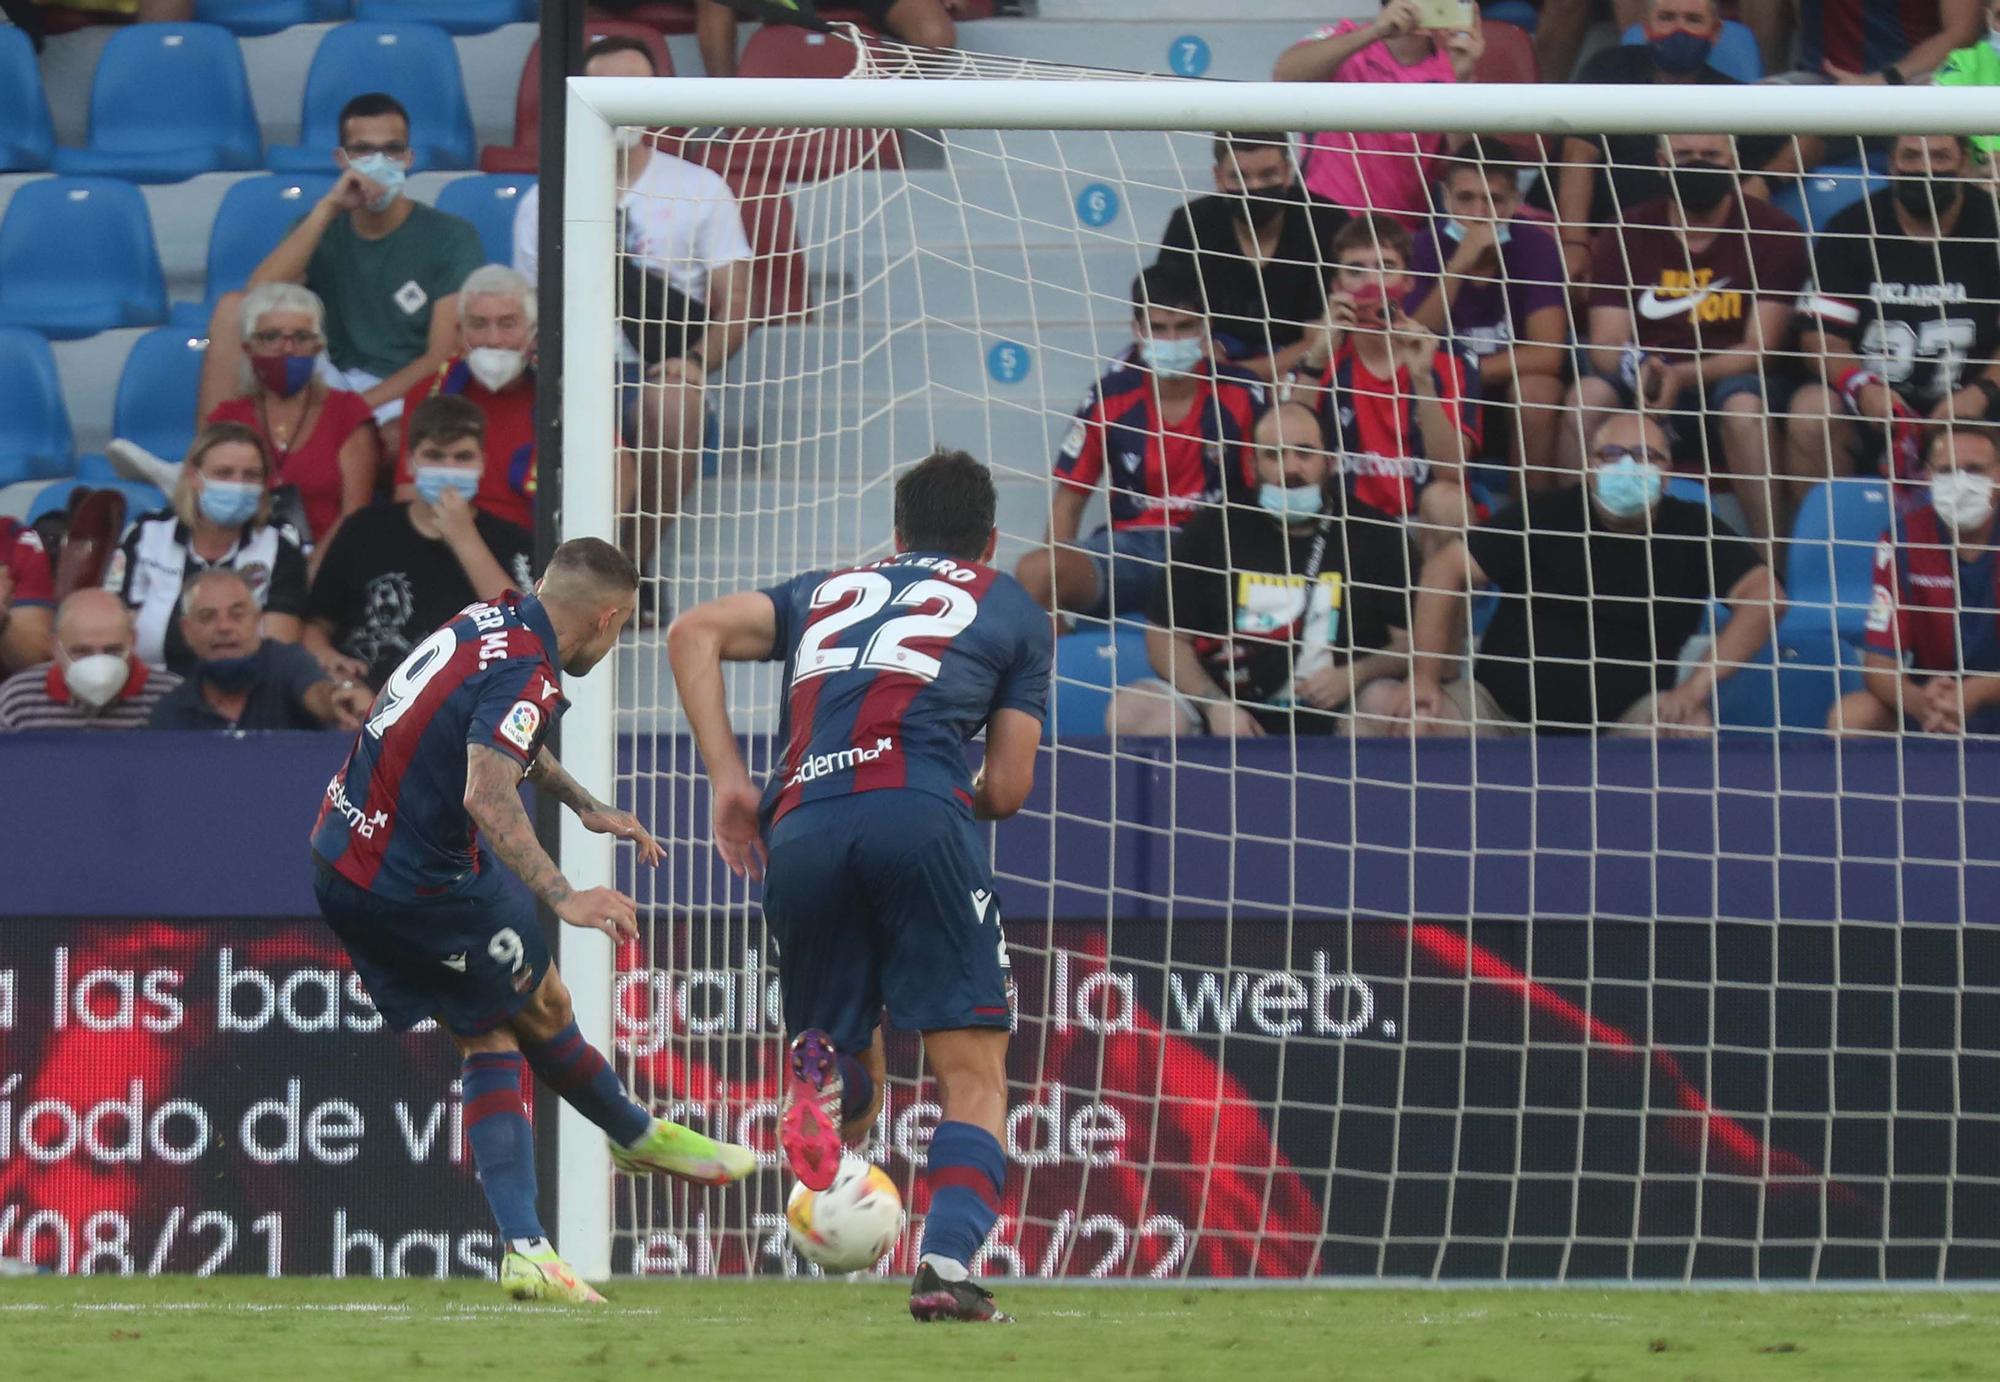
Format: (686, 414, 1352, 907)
(310, 592, 566, 900)
(757, 553, 1052, 829)
(1052, 354, 1264, 530)
(1799, 0, 1940, 74)
(1315, 341, 1479, 517)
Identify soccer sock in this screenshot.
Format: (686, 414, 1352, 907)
(461, 1051, 544, 1243)
(520, 1021, 652, 1148)
(917, 1120, 1005, 1275)
(835, 1052, 876, 1126)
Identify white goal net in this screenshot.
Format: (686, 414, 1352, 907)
(559, 31, 2000, 1283)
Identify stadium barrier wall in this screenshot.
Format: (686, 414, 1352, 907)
(3, 734, 1995, 1278)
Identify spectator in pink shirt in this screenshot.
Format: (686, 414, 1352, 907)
(1275, 2, 1484, 225)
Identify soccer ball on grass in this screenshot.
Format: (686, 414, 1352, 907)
(785, 1154, 904, 1274)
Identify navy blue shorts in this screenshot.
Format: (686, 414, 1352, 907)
(761, 792, 1014, 1055)
(312, 857, 550, 1037)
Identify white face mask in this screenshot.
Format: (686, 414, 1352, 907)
(1931, 469, 1997, 530)
(465, 346, 528, 392)
(63, 652, 129, 709)
(1139, 334, 1206, 375)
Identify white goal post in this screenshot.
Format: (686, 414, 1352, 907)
(556, 69, 2000, 1284)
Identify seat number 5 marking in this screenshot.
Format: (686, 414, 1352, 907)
(365, 626, 457, 738)
(792, 573, 976, 686)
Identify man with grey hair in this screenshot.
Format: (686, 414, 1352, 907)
(0, 590, 181, 732)
(149, 568, 371, 730)
(392, 263, 539, 531)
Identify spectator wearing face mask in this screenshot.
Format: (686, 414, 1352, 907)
(0, 515, 54, 675)
(302, 395, 534, 689)
(228, 93, 485, 455)
(148, 568, 372, 731)
(1383, 411, 1780, 736)
(120, 283, 379, 555)
(1564, 133, 1806, 542)
(109, 423, 310, 676)
(392, 265, 538, 532)
(1934, 1, 2000, 161)
(0, 589, 181, 732)
(1154, 132, 1349, 383)
(1553, 0, 1792, 281)
(1791, 135, 2000, 509)
(1275, 1, 1484, 226)
(1832, 429, 2000, 734)
(1015, 265, 1264, 626)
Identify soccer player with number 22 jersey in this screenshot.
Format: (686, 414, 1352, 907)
(670, 450, 1052, 1324)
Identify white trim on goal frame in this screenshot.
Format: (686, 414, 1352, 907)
(556, 75, 2000, 1283)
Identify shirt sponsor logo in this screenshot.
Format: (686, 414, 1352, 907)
(1873, 281, 1970, 306)
(1636, 271, 1740, 323)
(325, 775, 389, 840)
(499, 700, 542, 752)
(1339, 451, 1431, 484)
(393, 280, 428, 316)
(786, 736, 894, 788)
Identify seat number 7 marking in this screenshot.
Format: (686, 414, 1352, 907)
(791, 573, 976, 686)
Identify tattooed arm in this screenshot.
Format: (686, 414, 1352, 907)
(464, 744, 638, 938)
(525, 747, 665, 865)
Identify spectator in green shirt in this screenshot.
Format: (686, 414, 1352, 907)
(1935, 2, 2000, 164)
(199, 93, 485, 457)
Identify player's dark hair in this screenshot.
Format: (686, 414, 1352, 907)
(547, 537, 639, 595)
(1436, 135, 1519, 190)
(584, 34, 660, 74)
(895, 449, 996, 561)
(1332, 212, 1413, 269)
(1131, 263, 1206, 321)
(1211, 131, 1292, 167)
(337, 92, 411, 146)
(407, 395, 487, 454)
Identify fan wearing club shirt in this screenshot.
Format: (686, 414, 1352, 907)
(1297, 213, 1479, 557)
(0, 515, 54, 674)
(669, 450, 1051, 1325)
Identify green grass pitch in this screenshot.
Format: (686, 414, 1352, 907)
(3, 1278, 1998, 1381)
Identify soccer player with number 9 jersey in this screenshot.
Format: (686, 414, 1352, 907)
(669, 450, 1051, 1323)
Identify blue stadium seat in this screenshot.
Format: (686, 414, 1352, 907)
(266, 23, 476, 172)
(1772, 163, 1888, 235)
(1482, 1, 1540, 33)
(0, 27, 55, 173)
(1048, 623, 1154, 741)
(194, 0, 352, 37)
(0, 328, 75, 486)
(114, 328, 211, 463)
(0, 180, 169, 339)
(353, 0, 535, 35)
(1619, 20, 1762, 81)
(436, 174, 537, 264)
(1780, 477, 1890, 647)
(53, 24, 262, 183)
(27, 479, 169, 526)
(171, 173, 336, 327)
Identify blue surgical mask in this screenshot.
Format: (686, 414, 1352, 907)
(1989, 24, 2000, 53)
(347, 152, 408, 212)
(415, 466, 482, 506)
(1258, 481, 1325, 520)
(198, 479, 262, 528)
(1139, 335, 1207, 376)
(1442, 218, 1512, 246)
(1647, 29, 1715, 74)
(1592, 456, 1664, 520)
(199, 652, 263, 693)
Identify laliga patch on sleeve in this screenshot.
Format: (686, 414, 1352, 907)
(1060, 421, 1086, 459)
(499, 699, 542, 752)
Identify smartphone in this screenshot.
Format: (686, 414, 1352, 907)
(1412, 0, 1475, 29)
(1350, 281, 1388, 326)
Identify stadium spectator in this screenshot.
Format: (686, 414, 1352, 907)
(1385, 411, 1780, 735)
(1934, 4, 2000, 162)
(230, 93, 484, 455)
(1016, 265, 1263, 626)
(1790, 134, 2000, 509)
(1109, 401, 1413, 737)
(0, 589, 180, 732)
(1831, 428, 2000, 735)
(1553, 0, 1793, 281)
(393, 264, 539, 533)
(1274, 1, 1483, 225)
(110, 423, 309, 676)
(1533, 0, 1647, 84)
(302, 396, 534, 690)
(0, 515, 54, 674)
(1404, 139, 1568, 489)
(513, 37, 754, 586)
(1742, 0, 1979, 84)
(1153, 132, 1349, 382)
(692, 0, 963, 71)
(1297, 214, 1478, 556)
(148, 568, 370, 731)
(120, 284, 378, 556)
(1564, 132, 1807, 541)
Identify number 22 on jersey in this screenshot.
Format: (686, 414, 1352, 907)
(791, 571, 976, 686)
